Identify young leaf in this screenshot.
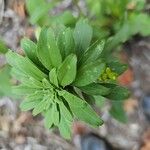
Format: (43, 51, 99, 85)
(59, 91, 103, 127)
(0, 39, 8, 54)
(49, 68, 58, 87)
(57, 28, 75, 60)
(79, 83, 110, 96)
(74, 19, 93, 56)
(6, 51, 47, 81)
(37, 27, 62, 70)
(58, 54, 77, 87)
(73, 60, 106, 87)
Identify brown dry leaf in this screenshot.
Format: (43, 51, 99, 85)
(124, 98, 138, 114)
(118, 68, 134, 86)
(13, 0, 26, 19)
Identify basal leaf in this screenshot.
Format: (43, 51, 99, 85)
(74, 19, 93, 56)
(59, 101, 73, 139)
(57, 28, 75, 60)
(80, 83, 110, 96)
(6, 51, 47, 81)
(79, 40, 105, 66)
(45, 107, 53, 129)
(59, 91, 103, 127)
(73, 60, 106, 87)
(37, 27, 62, 70)
(58, 54, 77, 87)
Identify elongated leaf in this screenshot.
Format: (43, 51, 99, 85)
(105, 85, 130, 100)
(20, 99, 41, 111)
(73, 60, 106, 87)
(0, 39, 8, 54)
(59, 101, 73, 139)
(21, 38, 38, 62)
(79, 40, 105, 66)
(57, 28, 75, 60)
(80, 83, 110, 96)
(33, 100, 46, 116)
(58, 54, 77, 87)
(110, 101, 128, 123)
(6, 51, 47, 81)
(45, 107, 53, 128)
(37, 27, 62, 70)
(49, 68, 58, 87)
(107, 61, 127, 75)
(13, 85, 37, 95)
(74, 19, 93, 56)
(59, 91, 103, 127)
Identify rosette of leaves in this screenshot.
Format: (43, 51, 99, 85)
(6, 20, 129, 139)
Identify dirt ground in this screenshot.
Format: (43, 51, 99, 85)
(0, 0, 150, 150)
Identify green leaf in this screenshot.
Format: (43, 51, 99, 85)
(110, 101, 128, 123)
(59, 101, 73, 139)
(45, 107, 53, 128)
(21, 38, 44, 69)
(33, 100, 46, 116)
(6, 51, 47, 81)
(59, 91, 103, 127)
(58, 54, 77, 87)
(73, 60, 106, 87)
(103, 84, 130, 100)
(0, 39, 8, 54)
(80, 83, 110, 96)
(20, 99, 41, 111)
(79, 40, 105, 66)
(74, 19, 93, 56)
(107, 61, 127, 75)
(37, 27, 62, 70)
(26, 0, 54, 24)
(0, 66, 11, 97)
(12, 85, 37, 95)
(57, 28, 75, 60)
(49, 68, 58, 87)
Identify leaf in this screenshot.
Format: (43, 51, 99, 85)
(73, 60, 106, 87)
(74, 19, 93, 56)
(110, 101, 128, 123)
(59, 91, 103, 127)
(58, 54, 77, 87)
(45, 107, 53, 128)
(33, 99, 46, 116)
(12, 85, 37, 95)
(37, 27, 62, 70)
(26, 0, 54, 24)
(0, 39, 8, 54)
(107, 61, 128, 75)
(57, 28, 75, 60)
(80, 83, 110, 96)
(6, 51, 47, 81)
(0, 66, 11, 97)
(49, 68, 58, 87)
(59, 101, 73, 139)
(102, 83, 130, 100)
(20, 99, 41, 111)
(21, 38, 44, 69)
(79, 40, 105, 66)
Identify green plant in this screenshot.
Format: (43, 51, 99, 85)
(6, 20, 129, 139)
